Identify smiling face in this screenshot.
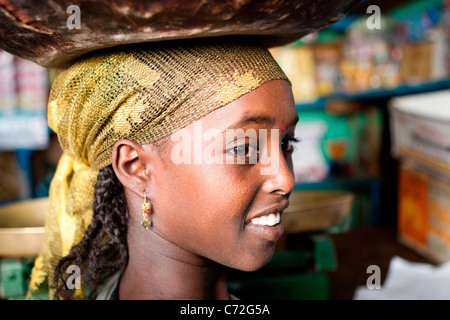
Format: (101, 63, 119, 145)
(143, 79, 298, 271)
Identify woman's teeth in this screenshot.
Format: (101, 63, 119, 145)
(250, 212, 281, 227)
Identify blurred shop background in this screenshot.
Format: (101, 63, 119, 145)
(1, 0, 450, 299)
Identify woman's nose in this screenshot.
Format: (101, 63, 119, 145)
(260, 147, 295, 196)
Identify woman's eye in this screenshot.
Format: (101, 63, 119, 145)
(281, 137, 300, 153)
(229, 143, 259, 164)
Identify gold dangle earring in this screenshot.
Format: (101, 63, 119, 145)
(141, 190, 151, 230)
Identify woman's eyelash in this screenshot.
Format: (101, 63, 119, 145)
(287, 137, 301, 143)
(281, 136, 301, 152)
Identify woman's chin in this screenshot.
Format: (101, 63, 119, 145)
(229, 247, 276, 272)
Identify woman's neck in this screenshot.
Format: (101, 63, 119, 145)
(118, 230, 230, 300)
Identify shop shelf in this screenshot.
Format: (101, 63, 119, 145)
(294, 176, 380, 191)
(296, 78, 450, 110)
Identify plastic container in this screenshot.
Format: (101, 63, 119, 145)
(0, 197, 48, 257)
(389, 90, 450, 175)
(281, 190, 354, 234)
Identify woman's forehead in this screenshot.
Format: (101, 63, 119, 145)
(199, 80, 297, 130)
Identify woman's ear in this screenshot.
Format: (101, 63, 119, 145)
(111, 139, 154, 197)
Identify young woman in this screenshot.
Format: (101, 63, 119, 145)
(27, 38, 299, 300)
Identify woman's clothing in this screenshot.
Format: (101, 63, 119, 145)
(94, 271, 239, 300)
(95, 271, 122, 300)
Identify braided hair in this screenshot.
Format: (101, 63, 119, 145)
(52, 165, 129, 299)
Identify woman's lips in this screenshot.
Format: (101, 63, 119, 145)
(245, 212, 284, 241)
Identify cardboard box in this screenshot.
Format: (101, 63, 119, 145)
(270, 46, 317, 103)
(400, 42, 433, 83)
(390, 90, 450, 175)
(398, 161, 450, 263)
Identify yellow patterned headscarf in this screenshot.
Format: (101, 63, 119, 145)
(26, 38, 289, 299)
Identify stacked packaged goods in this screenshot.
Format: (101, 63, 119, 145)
(0, 50, 16, 112)
(271, 0, 449, 103)
(390, 90, 450, 263)
(15, 57, 48, 112)
(0, 51, 50, 200)
(0, 51, 49, 150)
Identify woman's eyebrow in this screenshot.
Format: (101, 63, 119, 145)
(229, 115, 276, 129)
(228, 114, 299, 130)
(289, 115, 300, 128)
(230, 114, 299, 128)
